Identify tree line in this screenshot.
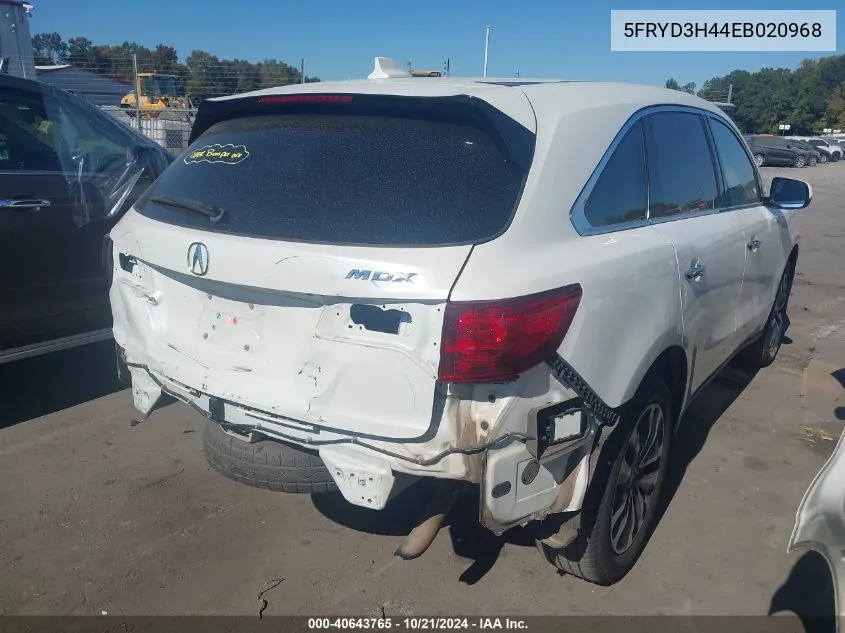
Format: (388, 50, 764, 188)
(31, 32, 321, 103)
(666, 54, 845, 135)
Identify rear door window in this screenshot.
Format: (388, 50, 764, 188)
(136, 108, 530, 247)
(0, 87, 62, 172)
(708, 118, 761, 208)
(644, 111, 719, 219)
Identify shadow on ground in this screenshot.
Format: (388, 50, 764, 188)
(311, 480, 535, 585)
(832, 368, 845, 390)
(0, 340, 127, 429)
(650, 359, 758, 531)
(313, 357, 759, 585)
(831, 369, 845, 421)
(769, 550, 837, 633)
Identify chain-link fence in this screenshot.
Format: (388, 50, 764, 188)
(6, 50, 316, 154)
(99, 105, 197, 155)
(5, 47, 741, 155)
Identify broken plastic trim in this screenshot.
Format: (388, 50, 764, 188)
(545, 354, 620, 428)
(123, 361, 533, 467)
(526, 398, 591, 459)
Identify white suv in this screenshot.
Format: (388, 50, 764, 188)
(109, 58, 811, 584)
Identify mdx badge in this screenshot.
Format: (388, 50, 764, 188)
(346, 269, 417, 283)
(187, 242, 210, 276)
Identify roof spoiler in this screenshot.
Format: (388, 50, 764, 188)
(367, 57, 411, 80)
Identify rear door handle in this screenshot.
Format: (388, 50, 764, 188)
(685, 260, 706, 282)
(0, 198, 51, 211)
(747, 237, 761, 251)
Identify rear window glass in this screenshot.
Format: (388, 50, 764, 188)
(136, 113, 528, 246)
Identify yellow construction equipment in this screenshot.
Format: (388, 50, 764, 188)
(121, 73, 192, 118)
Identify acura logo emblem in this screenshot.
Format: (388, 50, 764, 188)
(187, 242, 209, 276)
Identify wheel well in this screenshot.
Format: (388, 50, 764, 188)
(644, 346, 688, 425)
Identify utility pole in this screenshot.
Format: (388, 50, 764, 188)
(132, 53, 141, 128)
(300, 57, 305, 84)
(483, 25, 491, 77)
(443, 58, 450, 77)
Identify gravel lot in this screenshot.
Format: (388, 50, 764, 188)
(0, 164, 843, 618)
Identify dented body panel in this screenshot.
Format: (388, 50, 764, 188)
(111, 205, 597, 524)
(111, 71, 800, 537)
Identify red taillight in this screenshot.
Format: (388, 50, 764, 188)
(258, 95, 354, 104)
(438, 285, 583, 384)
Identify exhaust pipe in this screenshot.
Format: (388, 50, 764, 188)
(394, 482, 456, 560)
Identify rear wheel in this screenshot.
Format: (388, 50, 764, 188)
(536, 374, 672, 585)
(793, 154, 806, 168)
(808, 156, 818, 166)
(820, 153, 829, 164)
(115, 343, 130, 386)
(740, 259, 795, 369)
(203, 421, 337, 493)
(754, 153, 765, 167)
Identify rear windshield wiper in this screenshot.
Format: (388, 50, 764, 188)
(149, 196, 226, 223)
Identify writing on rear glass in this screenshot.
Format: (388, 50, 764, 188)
(184, 143, 250, 165)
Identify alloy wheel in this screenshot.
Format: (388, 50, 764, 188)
(766, 269, 790, 359)
(610, 403, 666, 556)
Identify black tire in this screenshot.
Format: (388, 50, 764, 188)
(809, 156, 818, 166)
(203, 421, 337, 493)
(820, 153, 829, 164)
(115, 343, 131, 386)
(835, 153, 842, 162)
(537, 374, 672, 585)
(754, 153, 765, 167)
(739, 258, 795, 369)
(793, 154, 806, 168)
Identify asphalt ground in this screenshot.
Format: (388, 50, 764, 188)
(1, 164, 842, 620)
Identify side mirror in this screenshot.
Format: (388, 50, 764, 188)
(768, 176, 812, 210)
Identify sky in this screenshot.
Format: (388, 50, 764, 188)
(28, 0, 844, 91)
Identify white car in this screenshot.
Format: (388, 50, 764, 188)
(790, 427, 845, 632)
(109, 58, 812, 584)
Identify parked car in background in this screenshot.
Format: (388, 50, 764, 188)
(0, 74, 173, 364)
(792, 136, 843, 162)
(825, 138, 845, 156)
(744, 134, 814, 167)
(789, 139, 824, 165)
(109, 57, 811, 585)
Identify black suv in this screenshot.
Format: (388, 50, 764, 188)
(0, 74, 172, 363)
(790, 139, 828, 165)
(744, 135, 814, 168)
